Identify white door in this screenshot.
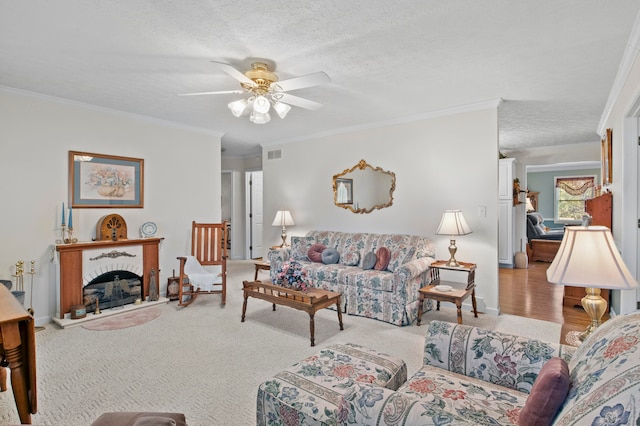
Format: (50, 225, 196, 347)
(245, 171, 263, 259)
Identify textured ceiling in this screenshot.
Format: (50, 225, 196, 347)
(1, 1, 638, 157)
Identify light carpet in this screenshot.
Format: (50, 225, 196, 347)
(0, 260, 561, 426)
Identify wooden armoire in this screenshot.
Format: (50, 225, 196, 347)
(562, 192, 612, 307)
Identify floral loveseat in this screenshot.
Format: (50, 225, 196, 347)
(267, 230, 437, 326)
(258, 312, 640, 425)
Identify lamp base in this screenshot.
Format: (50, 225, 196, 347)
(279, 227, 287, 248)
(579, 287, 608, 341)
(445, 238, 460, 267)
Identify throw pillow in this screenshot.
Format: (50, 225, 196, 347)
(518, 357, 570, 426)
(290, 236, 316, 261)
(362, 251, 377, 270)
(321, 247, 340, 264)
(374, 247, 391, 270)
(307, 243, 326, 263)
(339, 250, 360, 266)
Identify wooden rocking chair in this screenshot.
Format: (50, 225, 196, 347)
(177, 221, 228, 307)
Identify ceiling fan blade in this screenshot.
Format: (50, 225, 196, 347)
(178, 90, 244, 96)
(210, 61, 256, 86)
(278, 93, 323, 110)
(275, 71, 331, 92)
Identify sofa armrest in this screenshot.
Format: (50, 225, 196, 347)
(422, 320, 575, 394)
(266, 247, 290, 283)
(394, 257, 434, 283)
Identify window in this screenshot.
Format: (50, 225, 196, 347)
(554, 176, 595, 224)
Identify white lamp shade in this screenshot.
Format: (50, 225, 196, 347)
(546, 226, 638, 290)
(253, 95, 271, 114)
(272, 210, 295, 227)
(273, 101, 291, 119)
(525, 197, 535, 212)
(436, 210, 472, 236)
(228, 99, 248, 117)
(250, 110, 271, 124)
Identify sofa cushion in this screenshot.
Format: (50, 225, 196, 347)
(387, 247, 416, 272)
(374, 247, 390, 270)
(257, 343, 407, 425)
(321, 247, 340, 264)
(290, 236, 316, 260)
(339, 250, 360, 266)
(519, 357, 569, 426)
(307, 243, 326, 263)
(362, 251, 377, 270)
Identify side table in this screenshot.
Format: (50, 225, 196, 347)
(417, 260, 478, 325)
(254, 261, 271, 280)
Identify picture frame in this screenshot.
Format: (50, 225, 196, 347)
(601, 128, 613, 185)
(335, 178, 353, 205)
(69, 151, 144, 208)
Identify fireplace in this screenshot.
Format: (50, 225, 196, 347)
(55, 238, 162, 319)
(83, 270, 142, 313)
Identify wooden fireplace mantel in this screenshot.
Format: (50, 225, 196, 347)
(55, 238, 163, 319)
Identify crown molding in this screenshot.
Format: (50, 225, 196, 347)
(0, 85, 224, 138)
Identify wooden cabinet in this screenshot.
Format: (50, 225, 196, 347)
(585, 192, 612, 229)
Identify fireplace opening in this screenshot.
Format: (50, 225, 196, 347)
(83, 270, 142, 313)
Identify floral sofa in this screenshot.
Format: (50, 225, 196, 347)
(258, 312, 640, 425)
(267, 230, 437, 326)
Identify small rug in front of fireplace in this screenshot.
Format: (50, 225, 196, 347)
(81, 307, 161, 331)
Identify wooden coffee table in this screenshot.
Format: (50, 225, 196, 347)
(241, 280, 343, 346)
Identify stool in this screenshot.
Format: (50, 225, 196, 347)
(257, 343, 407, 425)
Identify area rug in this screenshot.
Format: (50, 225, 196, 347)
(81, 307, 161, 331)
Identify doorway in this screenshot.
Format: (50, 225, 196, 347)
(245, 171, 264, 259)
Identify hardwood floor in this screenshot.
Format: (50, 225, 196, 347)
(499, 261, 609, 345)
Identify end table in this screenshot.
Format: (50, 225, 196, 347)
(417, 260, 478, 325)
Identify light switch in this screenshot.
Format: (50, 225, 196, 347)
(477, 206, 486, 217)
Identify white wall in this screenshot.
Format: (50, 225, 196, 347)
(0, 90, 221, 324)
(597, 28, 640, 314)
(262, 107, 501, 314)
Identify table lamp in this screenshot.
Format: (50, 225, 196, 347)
(272, 210, 295, 247)
(436, 210, 472, 267)
(546, 226, 638, 341)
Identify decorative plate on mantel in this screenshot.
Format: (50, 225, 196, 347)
(140, 221, 157, 238)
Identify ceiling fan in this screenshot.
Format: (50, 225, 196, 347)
(179, 61, 331, 124)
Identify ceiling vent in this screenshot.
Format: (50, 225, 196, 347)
(267, 149, 282, 160)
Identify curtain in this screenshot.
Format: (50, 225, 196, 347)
(555, 177, 595, 196)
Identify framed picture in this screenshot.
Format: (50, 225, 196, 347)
(69, 151, 144, 208)
(601, 128, 613, 185)
(335, 178, 353, 204)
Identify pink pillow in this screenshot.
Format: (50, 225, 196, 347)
(307, 244, 326, 263)
(374, 247, 390, 271)
(519, 357, 570, 426)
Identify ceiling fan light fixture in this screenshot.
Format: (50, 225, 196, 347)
(250, 110, 271, 124)
(253, 95, 271, 114)
(228, 99, 248, 117)
(273, 101, 291, 119)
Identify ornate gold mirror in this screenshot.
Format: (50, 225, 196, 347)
(333, 159, 396, 214)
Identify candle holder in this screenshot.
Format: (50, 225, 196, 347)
(55, 224, 67, 244)
(66, 227, 78, 244)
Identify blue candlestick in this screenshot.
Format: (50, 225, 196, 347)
(62, 202, 65, 226)
(68, 206, 73, 228)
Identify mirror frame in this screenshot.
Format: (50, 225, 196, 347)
(332, 159, 396, 214)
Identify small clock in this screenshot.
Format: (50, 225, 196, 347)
(140, 221, 158, 238)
